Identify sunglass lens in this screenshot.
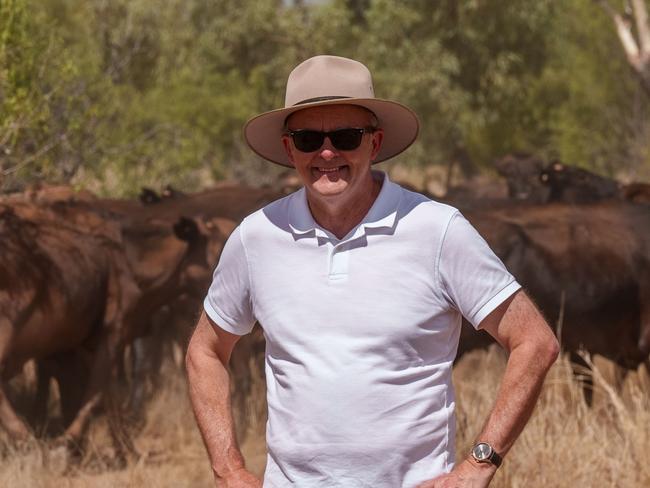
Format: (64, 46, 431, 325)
(292, 131, 324, 152)
(330, 129, 364, 151)
(290, 128, 367, 152)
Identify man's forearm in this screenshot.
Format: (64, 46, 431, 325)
(186, 341, 246, 480)
(420, 320, 558, 487)
(422, 293, 560, 488)
(473, 336, 558, 458)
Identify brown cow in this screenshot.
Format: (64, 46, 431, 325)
(0, 202, 140, 442)
(101, 183, 282, 223)
(34, 206, 237, 423)
(125, 215, 237, 409)
(20, 186, 272, 437)
(89, 185, 274, 404)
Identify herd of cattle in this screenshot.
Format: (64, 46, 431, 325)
(0, 182, 280, 451)
(0, 156, 649, 455)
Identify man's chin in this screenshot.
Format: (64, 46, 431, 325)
(309, 180, 349, 198)
(306, 173, 351, 196)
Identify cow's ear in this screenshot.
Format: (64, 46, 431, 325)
(173, 216, 199, 241)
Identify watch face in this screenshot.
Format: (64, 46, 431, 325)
(473, 443, 492, 461)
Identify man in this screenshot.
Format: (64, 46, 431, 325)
(186, 55, 559, 488)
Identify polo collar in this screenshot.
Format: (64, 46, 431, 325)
(288, 171, 402, 242)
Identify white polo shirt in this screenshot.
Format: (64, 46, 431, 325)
(204, 172, 520, 488)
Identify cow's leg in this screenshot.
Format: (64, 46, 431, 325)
(637, 272, 650, 389)
(638, 275, 650, 358)
(148, 320, 167, 389)
(82, 251, 142, 461)
(32, 352, 89, 439)
(31, 359, 53, 434)
(53, 351, 90, 429)
(0, 384, 32, 439)
(128, 324, 169, 412)
(57, 250, 140, 449)
(0, 318, 32, 439)
(58, 331, 119, 447)
(58, 336, 140, 465)
(105, 364, 139, 466)
(128, 336, 152, 414)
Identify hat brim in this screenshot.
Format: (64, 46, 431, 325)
(243, 98, 419, 167)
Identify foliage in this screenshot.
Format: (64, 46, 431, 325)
(542, 0, 650, 179)
(0, 0, 649, 195)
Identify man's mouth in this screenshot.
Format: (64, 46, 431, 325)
(313, 165, 348, 174)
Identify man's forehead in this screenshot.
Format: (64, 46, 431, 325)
(286, 104, 375, 129)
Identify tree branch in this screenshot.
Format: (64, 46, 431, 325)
(1, 135, 62, 177)
(631, 0, 650, 56)
(596, 0, 641, 69)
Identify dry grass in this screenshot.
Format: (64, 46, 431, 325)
(0, 348, 648, 487)
(454, 347, 650, 488)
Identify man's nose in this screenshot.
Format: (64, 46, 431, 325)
(319, 137, 338, 161)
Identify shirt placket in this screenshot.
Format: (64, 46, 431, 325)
(328, 243, 350, 281)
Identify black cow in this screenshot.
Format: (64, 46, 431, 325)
(460, 202, 650, 377)
(539, 162, 620, 203)
(494, 153, 548, 203)
(496, 155, 650, 206)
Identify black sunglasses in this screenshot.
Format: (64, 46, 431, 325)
(287, 127, 375, 152)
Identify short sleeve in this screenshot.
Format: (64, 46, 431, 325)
(203, 225, 256, 335)
(437, 211, 521, 329)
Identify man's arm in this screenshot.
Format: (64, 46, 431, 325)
(419, 290, 560, 488)
(186, 311, 262, 488)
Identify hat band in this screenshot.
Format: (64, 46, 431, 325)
(293, 95, 351, 106)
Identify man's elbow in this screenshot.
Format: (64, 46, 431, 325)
(185, 337, 202, 377)
(185, 331, 217, 377)
(535, 330, 560, 371)
(511, 320, 560, 372)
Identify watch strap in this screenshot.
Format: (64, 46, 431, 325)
(488, 449, 502, 467)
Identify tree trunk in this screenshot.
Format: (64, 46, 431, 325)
(597, 0, 650, 98)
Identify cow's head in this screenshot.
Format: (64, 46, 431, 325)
(173, 216, 235, 298)
(495, 153, 548, 203)
(539, 162, 564, 184)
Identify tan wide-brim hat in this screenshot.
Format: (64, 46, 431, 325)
(244, 55, 420, 167)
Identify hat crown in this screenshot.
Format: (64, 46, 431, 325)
(285, 55, 375, 107)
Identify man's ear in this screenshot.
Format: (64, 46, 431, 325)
(370, 128, 384, 161)
(282, 135, 296, 166)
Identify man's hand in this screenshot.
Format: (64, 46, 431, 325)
(415, 459, 496, 488)
(216, 467, 263, 488)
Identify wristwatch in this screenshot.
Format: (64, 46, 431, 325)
(470, 442, 502, 467)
